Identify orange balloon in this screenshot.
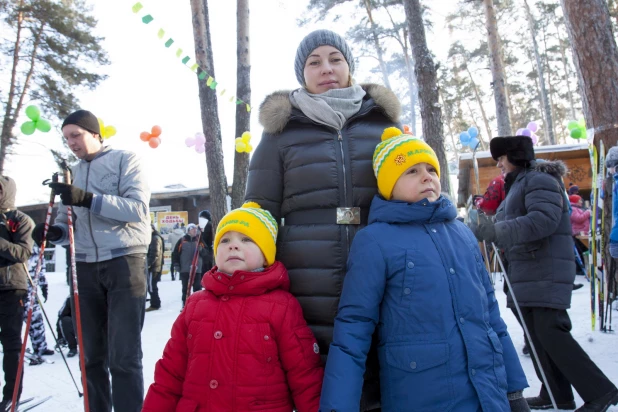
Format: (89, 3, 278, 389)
(140, 131, 151, 142)
(149, 137, 161, 148)
(151, 125, 162, 137)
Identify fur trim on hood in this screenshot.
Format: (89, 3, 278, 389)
(532, 160, 568, 179)
(258, 83, 401, 135)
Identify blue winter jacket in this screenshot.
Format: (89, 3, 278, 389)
(320, 195, 528, 412)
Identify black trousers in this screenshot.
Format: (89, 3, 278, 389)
(521, 307, 616, 403)
(180, 272, 202, 306)
(72, 254, 147, 412)
(59, 315, 77, 350)
(147, 271, 161, 308)
(0, 290, 25, 402)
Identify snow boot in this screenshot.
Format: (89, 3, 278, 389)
(526, 396, 576, 410)
(67, 348, 78, 358)
(28, 355, 45, 366)
(40, 349, 55, 356)
(522, 343, 530, 356)
(575, 388, 618, 412)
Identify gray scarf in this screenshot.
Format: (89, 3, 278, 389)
(289, 85, 366, 130)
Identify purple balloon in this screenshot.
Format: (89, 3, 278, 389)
(516, 128, 525, 135)
(527, 121, 539, 133)
(531, 133, 538, 145)
(521, 128, 532, 137)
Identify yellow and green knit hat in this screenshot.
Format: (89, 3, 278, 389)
(373, 127, 440, 200)
(214, 202, 278, 266)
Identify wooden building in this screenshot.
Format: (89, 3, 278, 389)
(457, 143, 591, 207)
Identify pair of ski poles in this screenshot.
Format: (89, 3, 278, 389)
(10, 170, 90, 412)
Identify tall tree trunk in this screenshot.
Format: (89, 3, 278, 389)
(483, 0, 512, 136)
(0, 4, 24, 174)
(524, 0, 556, 144)
(464, 65, 492, 146)
(561, 0, 618, 148)
(190, 0, 229, 227)
(363, 0, 392, 89)
(231, 0, 251, 210)
(403, 0, 450, 194)
(439, 90, 459, 159)
(541, 25, 559, 143)
(555, 18, 578, 120)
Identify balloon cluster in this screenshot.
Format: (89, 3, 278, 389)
(459, 126, 480, 150)
(567, 119, 586, 139)
(185, 132, 206, 153)
(21, 106, 51, 135)
(516, 121, 539, 145)
(235, 132, 252, 153)
(98, 119, 117, 139)
(140, 125, 162, 148)
(403, 125, 413, 135)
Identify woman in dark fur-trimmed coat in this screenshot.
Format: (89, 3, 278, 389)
(245, 30, 401, 411)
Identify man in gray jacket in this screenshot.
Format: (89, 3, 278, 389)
(476, 136, 617, 412)
(32, 110, 150, 412)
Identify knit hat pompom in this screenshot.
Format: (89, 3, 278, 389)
(373, 127, 440, 200)
(381, 127, 403, 142)
(214, 202, 278, 266)
(294, 29, 355, 86)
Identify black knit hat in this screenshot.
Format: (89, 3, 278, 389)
(490, 136, 535, 167)
(62, 110, 101, 135)
(199, 210, 212, 220)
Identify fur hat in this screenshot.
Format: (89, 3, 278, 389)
(490, 136, 535, 167)
(373, 127, 440, 200)
(214, 202, 278, 266)
(606, 146, 618, 169)
(62, 110, 101, 135)
(569, 194, 582, 204)
(199, 210, 212, 220)
(294, 29, 355, 86)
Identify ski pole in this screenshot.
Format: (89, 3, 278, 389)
(185, 228, 202, 305)
(62, 165, 90, 412)
(11, 173, 59, 412)
(491, 242, 558, 410)
(22, 264, 83, 397)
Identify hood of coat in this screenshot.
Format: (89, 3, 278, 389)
(258, 83, 401, 134)
(203, 260, 290, 297)
(0, 176, 16, 211)
(531, 160, 568, 179)
(368, 194, 457, 225)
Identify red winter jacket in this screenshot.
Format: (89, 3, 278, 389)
(475, 174, 505, 215)
(142, 261, 323, 412)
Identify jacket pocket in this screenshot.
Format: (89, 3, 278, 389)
(175, 397, 199, 412)
(293, 326, 321, 367)
(258, 323, 279, 374)
(488, 330, 508, 391)
(381, 342, 453, 410)
(249, 396, 291, 411)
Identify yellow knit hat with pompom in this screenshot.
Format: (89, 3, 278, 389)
(373, 127, 440, 200)
(214, 202, 278, 266)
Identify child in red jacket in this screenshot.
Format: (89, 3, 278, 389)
(143, 203, 323, 412)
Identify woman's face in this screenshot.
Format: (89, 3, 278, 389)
(303, 45, 350, 94)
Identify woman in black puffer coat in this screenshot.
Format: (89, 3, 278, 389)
(245, 30, 401, 411)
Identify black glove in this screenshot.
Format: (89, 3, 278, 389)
(49, 182, 93, 208)
(508, 391, 530, 412)
(40, 284, 48, 303)
(32, 223, 62, 246)
(473, 214, 497, 243)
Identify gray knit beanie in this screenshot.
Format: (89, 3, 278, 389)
(606, 146, 618, 169)
(294, 29, 355, 86)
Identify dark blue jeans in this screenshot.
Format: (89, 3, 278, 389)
(71, 254, 146, 412)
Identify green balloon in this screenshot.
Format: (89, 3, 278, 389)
(570, 128, 582, 139)
(21, 121, 36, 135)
(567, 120, 579, 131)
(25, 105, 40, 121)
(36, 119, 51, 132)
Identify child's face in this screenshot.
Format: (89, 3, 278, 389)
(216, 231, 265, 274)
(391, 162, 441, 203)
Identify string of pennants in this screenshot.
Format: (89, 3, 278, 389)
(131, 2, 251, 113)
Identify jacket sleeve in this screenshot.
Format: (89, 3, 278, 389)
(494, 173, 564, 246)
(147, 235, 156, 269)
(0, 213, 34, 263)
(142, 303, 190, 412)
(275, 296, 323, 412)
(474, 233, 528, 393)
(171, 238, 182, 266)
(320, 230, 386, 412)
(89, 151, 150, 223)
(245, 132, 284, 222)
(570, 208, 591, 224)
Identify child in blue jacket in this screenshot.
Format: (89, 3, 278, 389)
(320, 128, 529, 412)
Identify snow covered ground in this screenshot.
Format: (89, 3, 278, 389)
(8, 272, 618, 411)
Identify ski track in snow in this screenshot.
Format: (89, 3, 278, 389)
(4, 272, 617, 411)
